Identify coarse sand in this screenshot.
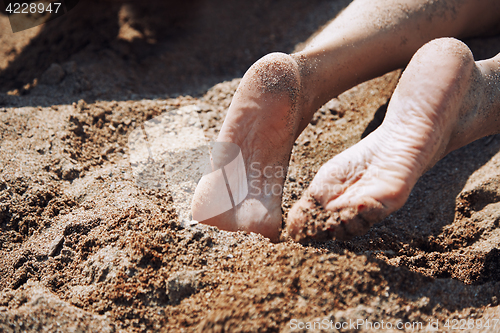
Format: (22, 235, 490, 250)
(0, 1, 499, 332)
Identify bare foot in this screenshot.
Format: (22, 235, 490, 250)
(286, 38, 500, 242)
(191, 0, 500, 242)
(192, 53, 306, 242)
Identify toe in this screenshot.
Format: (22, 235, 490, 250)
(285, 193, 316, 241)
(286, 192, 386, 242)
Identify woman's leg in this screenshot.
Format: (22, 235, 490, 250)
(296, 0, 500, 132)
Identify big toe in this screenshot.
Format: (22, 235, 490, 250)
(286, 191, 387, 242)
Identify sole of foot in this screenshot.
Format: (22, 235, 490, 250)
(286, 38, 500, 242)
(192, 52, 306, 242)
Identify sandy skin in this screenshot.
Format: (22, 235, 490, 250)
(192, 0, 500, 242)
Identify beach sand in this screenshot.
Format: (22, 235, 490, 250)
(0, 1, 499, 331)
